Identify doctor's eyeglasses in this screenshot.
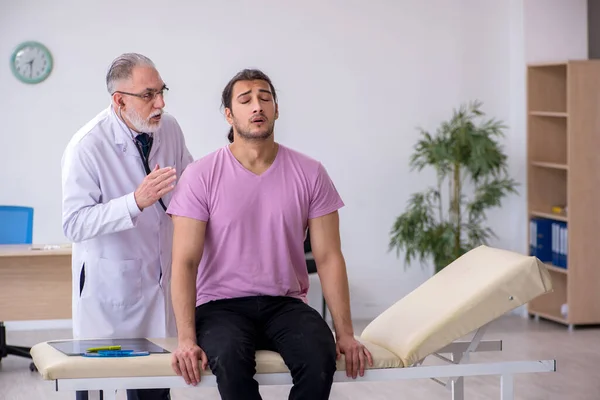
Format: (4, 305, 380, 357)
(112, 85, 169, 103)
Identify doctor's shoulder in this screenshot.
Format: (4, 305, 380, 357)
(159, 112, 186, 139)
(63, 109, 113, 162)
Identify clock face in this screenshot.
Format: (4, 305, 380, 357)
(10, 41, 53, 84)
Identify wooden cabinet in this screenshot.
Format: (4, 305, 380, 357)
(526, 60, 600, 329)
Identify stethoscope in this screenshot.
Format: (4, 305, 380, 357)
(118, 106, 151, 152)
(117, 106, 167, 212)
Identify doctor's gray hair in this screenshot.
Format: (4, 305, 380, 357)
(106, 53, 155, 94)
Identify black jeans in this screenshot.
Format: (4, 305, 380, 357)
(196, 295, 337, 400)
(75, 387, 170, 399)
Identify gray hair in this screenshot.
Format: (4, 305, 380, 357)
(106, 53, 155, 94)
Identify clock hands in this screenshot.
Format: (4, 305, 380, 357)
(27, 59, 34, 78)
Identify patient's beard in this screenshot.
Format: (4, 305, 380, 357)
(124, 108, 162, 133)
(234, 119, 274, 141)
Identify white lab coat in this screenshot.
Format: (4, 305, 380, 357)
(61, 105, 194, 340)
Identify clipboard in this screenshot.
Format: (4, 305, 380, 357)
(48, 338, 169, 356)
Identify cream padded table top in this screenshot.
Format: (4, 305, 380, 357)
(31, 337, 402, 380)
(30, 245, 552, 380)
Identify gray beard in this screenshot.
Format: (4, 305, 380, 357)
(124, 108, 162, 133)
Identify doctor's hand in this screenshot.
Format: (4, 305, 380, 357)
(134, 164, 177, 210)
(171, 338, 208, 386)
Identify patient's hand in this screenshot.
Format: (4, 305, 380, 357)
(171, 338, 208, 386)
(336, 335, 373, 379)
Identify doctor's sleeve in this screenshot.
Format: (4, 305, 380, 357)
(180, 143, 194, 172)
(61, 144, 142, 242)
(169, 115, 194, 172)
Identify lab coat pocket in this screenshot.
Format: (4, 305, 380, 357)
(87, 257, 142, 308)
(79, 263, 86, 297)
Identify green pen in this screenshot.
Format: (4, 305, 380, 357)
(86, 345, 121, 353)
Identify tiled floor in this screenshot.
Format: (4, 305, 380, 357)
(1, 314, 598, 399)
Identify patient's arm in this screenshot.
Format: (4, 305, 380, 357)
(309, 211, 353, 337)
(172, 215, 206, 341)
(309, 210, 373, 378)
(170, 215, 208, 385)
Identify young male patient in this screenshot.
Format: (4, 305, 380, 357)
(166, 68, 372, 400)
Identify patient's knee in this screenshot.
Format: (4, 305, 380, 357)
(208, 341, 255, 374)
(292, 344, 337, 381)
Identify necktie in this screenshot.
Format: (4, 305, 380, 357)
(135, 133, 153, 160)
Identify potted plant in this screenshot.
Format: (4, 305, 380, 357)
(388, 100, 519, 273)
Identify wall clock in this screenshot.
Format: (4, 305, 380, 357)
(10, 41, 53, 84)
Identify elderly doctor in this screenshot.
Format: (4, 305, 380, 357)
(61, 53, 194, 400)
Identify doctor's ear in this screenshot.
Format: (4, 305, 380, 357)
(113, 93, 126, 109)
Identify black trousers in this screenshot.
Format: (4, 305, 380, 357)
(75, 386, 170, 399)
(195, 295, 337, 400)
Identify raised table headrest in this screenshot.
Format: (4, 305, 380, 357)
(359, 245, 552, 366)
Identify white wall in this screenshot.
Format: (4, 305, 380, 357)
(524, 0, 588, 64)
(0, 0, 587, 322)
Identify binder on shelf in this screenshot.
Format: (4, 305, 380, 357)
(558, 222, 569, 269)
(551, 220, 568, 269)
(552, 221, 558, 266)
(529, 217, 552, 262)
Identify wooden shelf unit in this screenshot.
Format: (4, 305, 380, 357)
(526, 60, 600, 328)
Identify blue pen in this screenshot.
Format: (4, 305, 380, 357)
(82, 350, 150, 358)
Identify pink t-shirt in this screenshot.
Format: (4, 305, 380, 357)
(166, 144, 344, 307)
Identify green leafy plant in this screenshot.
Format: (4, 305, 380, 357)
(389, 100, 519, 273)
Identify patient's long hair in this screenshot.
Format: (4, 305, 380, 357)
(221, 69, 278, 143)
